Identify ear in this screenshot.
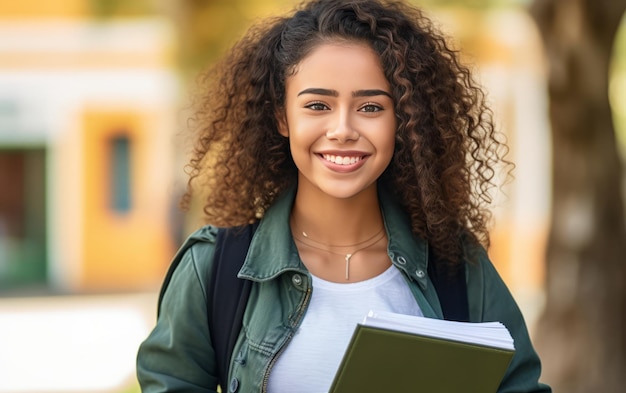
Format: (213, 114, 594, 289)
(276, 110, 289, 138)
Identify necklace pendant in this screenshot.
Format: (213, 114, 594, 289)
(345, 253, 352, 280)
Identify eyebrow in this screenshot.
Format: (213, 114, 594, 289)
(353, 89, 393, 99)
(297, 88, 338, 97)
(297, 88, 392, 98)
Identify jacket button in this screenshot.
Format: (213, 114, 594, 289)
(229, 377, 239, 392)
(292, 274, 303, 287)
(416, 270, 426, 278)
(396, 256, 407, 265)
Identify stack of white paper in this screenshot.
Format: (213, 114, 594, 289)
(362, 309, 515, 350)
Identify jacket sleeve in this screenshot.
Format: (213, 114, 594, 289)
(136, 240, 219, 392)
(467, 248, 552, 393)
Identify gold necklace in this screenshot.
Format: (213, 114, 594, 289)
(292, 227, 386, 280)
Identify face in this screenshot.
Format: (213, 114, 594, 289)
(278, 41, 396, 200)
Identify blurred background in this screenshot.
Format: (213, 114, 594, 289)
(0, 0, 623, 392)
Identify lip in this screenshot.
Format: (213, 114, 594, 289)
(316, 150, 370, 173)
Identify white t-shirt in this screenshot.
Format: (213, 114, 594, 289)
(266, 265, 423, 393)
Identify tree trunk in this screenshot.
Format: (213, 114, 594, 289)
(530, 0, 626, 391)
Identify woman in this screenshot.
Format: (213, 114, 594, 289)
(137, 0, 551, 392)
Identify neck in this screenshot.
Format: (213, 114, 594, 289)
(290, 184, 384, 245)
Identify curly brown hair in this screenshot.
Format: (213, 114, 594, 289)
(182, 0, 511, 267)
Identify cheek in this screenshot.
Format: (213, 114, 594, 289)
(381, 138, 396, 166)
(287, 130, 315, 163)
(379, 121, 397, 158)
(288, 117, 322, 146)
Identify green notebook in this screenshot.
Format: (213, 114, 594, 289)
(329, 311, 515, 393)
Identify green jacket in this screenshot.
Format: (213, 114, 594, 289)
(137, 187, 551, 393)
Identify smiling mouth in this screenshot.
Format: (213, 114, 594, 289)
(321, 154, 365, 165)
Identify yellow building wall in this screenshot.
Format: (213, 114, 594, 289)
(0, 0, 178, 292)
(0, 0, 87, 18)
(489, 219, 548, 292)
(81, 109, 173, 291)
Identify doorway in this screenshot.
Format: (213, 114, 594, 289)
(0, 148, 47, 289)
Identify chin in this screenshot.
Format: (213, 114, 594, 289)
(317, 182, 376, 200)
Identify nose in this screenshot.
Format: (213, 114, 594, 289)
(326, 111, 359, 143)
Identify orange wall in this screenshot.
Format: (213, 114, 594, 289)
(489, 218, 548, 294)
(81, 109, 173, 291)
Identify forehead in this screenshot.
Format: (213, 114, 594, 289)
(286, 41, 390, 93)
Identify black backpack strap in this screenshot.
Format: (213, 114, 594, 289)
(427, 251, 470, 322)
(208, 223, 258, 389)
(155, 223, 257, 390)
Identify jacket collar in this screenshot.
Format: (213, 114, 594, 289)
(238, 185, 430, 289)
(378, 186, 430, 289)
(238, 186, 305, 281)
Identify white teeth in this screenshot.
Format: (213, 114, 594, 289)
(323, 154, 362, 165)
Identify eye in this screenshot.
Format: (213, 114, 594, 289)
(305, 102, 330, 111)
(359, 103, 383, 113)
